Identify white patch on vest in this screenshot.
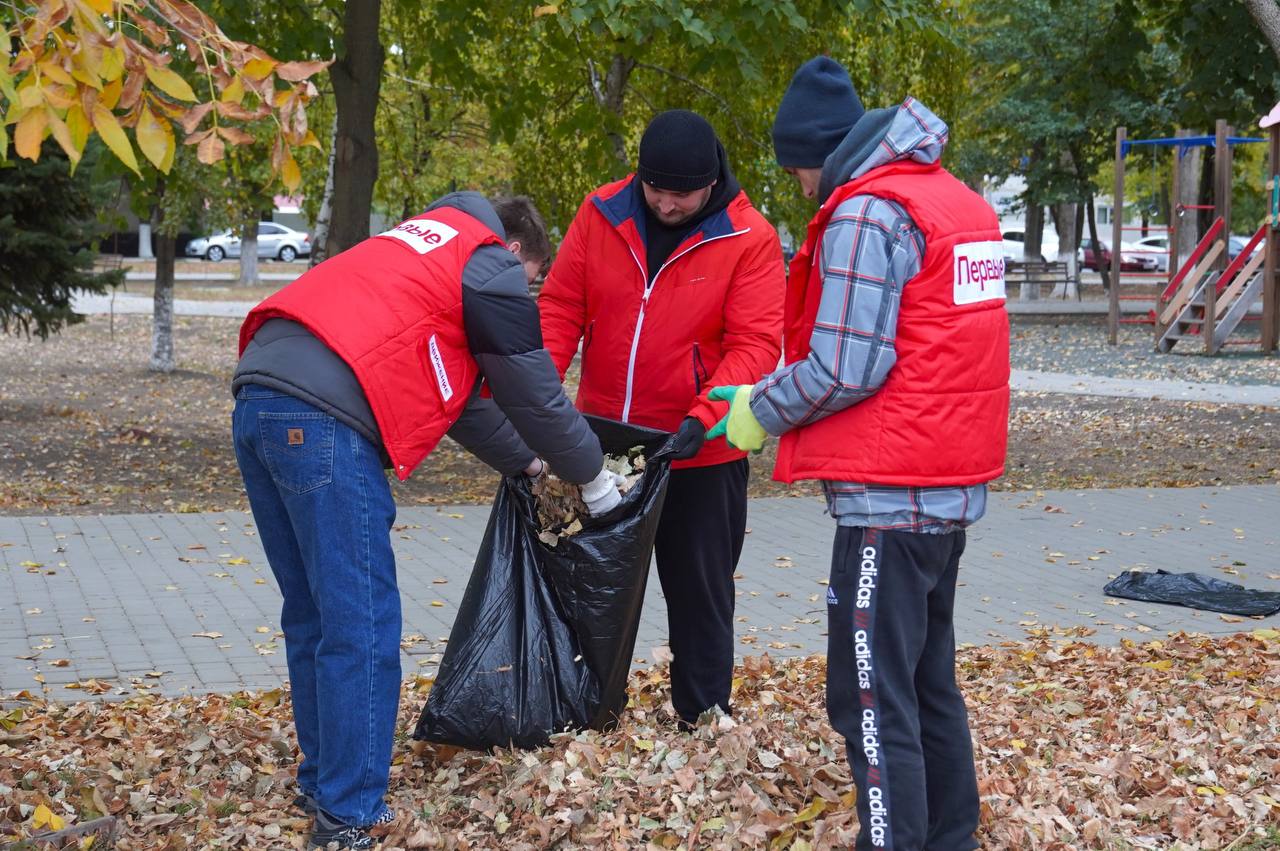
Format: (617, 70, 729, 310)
(377, 218, 459, 254)
(427, 335, 454, 402)
(952, 241, 1006, 305)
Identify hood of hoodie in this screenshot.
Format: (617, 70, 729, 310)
(817, 98, 949, 205)
(425, 191, 505, 238)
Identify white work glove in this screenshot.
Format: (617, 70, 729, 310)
(580, 467, 625, 517)
(523, 457, 546, 478)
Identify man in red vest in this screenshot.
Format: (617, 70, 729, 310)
(232, 194, 621, 850)
(707, 58, 1009, 850)
(539, 110, 785, 728)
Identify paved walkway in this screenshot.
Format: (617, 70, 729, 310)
(68, 292, 1190, 319)
(67, 294, 1280, 410)
(2, 486, 1277, 699)
(1010, 369, 1280, 407)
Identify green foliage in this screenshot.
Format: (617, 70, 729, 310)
(0, 142, 124, 339)
(965, 0, 1171, 211)
(1233, 140, 1269, 234)
(409, 0, 960, 242)
(1153, 0, 1280, 130)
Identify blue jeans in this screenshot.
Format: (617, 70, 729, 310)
(232, 385, 399, 827)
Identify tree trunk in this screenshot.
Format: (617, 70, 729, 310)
(1245, 0, 1280, 61)
(326, 0, 384, 260)
(151, 227, 176, 373)
(587, 52, 636, 174)
(1087, 194, 1110, 291)
(1198, 143, 1215, 239)
(1176, 138, 1203, 268)
(138, 221, 154, 259)
(1052, 201, 1079, 298)
(1019, 201, 1044, 301)
(238, 217, 260, 286)
(309, 115, 338, 268)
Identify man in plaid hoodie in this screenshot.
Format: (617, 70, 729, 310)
(707, 57, 1009, 850)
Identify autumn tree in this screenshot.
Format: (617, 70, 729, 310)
(2, 0, 326, 368)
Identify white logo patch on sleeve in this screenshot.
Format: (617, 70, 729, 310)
(377, 218, 459, 254)
(427, 335, 454, 402)
(952, 241, 1006, 305)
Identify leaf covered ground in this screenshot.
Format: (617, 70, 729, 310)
(3, 632, 1279, 850)
(1, 315, 1278, 515)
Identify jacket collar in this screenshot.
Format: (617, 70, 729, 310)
(592, 175, 741, 244)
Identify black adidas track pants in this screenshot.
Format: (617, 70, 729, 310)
(826, 526, 980, 851)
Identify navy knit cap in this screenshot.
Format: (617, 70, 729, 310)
(772, 56, 865, 168)
(638, 110, 719, 191)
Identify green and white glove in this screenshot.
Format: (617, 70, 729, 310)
(705, 385, 767, 452)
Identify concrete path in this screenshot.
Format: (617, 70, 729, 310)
(67, 295, 1280, 409)
(65, 292, 1186, 319)
(71, 292, 254, 319)
(2, 486, 1277, 699)
(1010, 369, 1280, 407)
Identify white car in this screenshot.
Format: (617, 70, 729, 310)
(1001, 228, 1060, 263)
(185, 222, 312, 262)
(1130, 235, 1169, 272)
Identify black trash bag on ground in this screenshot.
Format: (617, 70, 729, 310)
(1104, 569, 1280, 617)
(414, 415, 675, 750)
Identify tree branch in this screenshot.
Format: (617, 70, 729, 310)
(634, 62, 770, 152)
(1245, 0, 1280, 62)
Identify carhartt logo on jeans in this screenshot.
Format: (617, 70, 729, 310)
(288, 428, 304, 445)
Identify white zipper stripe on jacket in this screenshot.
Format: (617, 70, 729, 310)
(619, 227, 751, 422)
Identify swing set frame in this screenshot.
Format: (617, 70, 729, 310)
(1108, 120, 1276, 354)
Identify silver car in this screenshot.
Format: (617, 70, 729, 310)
(185, 222, 312, 262)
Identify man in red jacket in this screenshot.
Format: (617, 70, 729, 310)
(539, 110, 785, 727)
(707, 59, 1009, 850)
(233, 194, 620, 850)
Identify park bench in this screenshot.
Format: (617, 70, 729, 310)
(1005, 259, 1078, 300)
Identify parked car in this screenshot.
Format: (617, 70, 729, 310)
(1001, 228, 1059, 263)
(1079, 237, 1158, 272)
(1228, 234, 1263, 262)
(185, 222, 312, 262)
(1130, 235, 1169, 272)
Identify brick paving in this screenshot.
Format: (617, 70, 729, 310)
(2, 486, 1277, 700)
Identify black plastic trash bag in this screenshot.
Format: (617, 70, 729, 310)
(413, 415, 675, 750)
(1104, 569, 1280, 617)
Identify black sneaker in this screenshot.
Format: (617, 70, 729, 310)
(308, 809, 375, 850)
(293, 793, 318, 816)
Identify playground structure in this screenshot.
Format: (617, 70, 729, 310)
(1108, 118, 1279, 355)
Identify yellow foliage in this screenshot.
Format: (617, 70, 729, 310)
(2, 0, 323, 189)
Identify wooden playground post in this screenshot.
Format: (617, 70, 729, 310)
(1205, 120, 1233, 352)
(1265, 122, 1280, 353)
(1109, 127, 1126, 345)
(1169, 129, 1187, 284)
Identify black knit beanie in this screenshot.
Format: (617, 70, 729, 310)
(638, 110, 720, 191)
(772, 56, 865, 168)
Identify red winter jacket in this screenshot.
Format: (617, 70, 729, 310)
(539, 176, 785, 469)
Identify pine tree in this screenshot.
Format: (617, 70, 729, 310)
(0, 142, 123, 339)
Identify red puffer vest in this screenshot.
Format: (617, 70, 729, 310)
(239, 207, 504, 480)
(774, 160, 1010, 486)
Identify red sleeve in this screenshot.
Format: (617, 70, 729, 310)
(537, 198, 594, 379)
(687, 226, 786, 428)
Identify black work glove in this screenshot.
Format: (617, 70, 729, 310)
(671, 416, 706, 460)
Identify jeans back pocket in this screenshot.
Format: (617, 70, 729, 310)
(259, 412, 336, 495)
